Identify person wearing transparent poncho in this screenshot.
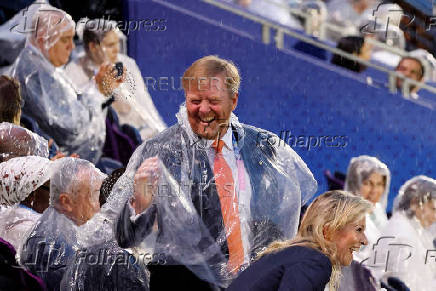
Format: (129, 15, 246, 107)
(0, 122, 49, 162)
(344, 156, 390, 259)
(19, 157, 106, 291)
(374, 176, 436, 290)
(111, 55, 317, 289)
(65, 18, 167, 140)
(337, 155, 390, 290)
(0, 156, 52, 251)
(10, 5, 121, 163)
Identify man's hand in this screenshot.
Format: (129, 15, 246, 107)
(131, 156, 160, 215)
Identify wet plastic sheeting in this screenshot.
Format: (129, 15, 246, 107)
(345, 155, 391, 211)
(109, 104, 317, 287)
(10, 5, 106, 163)
(60, 241, 150, 291)
(19, 158, 107, 289)
(375, 176, 436, 291)
(0, 122, 49, 161)
(0, 156, 52, 205)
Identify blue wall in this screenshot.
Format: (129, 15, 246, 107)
(126, 0, 436, 211)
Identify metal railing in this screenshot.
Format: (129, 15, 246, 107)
(201, 0, 436, 98)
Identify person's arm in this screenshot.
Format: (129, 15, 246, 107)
(115, 156, 160, 248)
(115, 201, 157, 248)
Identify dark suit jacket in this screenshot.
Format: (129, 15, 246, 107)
(116, 123, 290, 255)
(114, 122, 315, 287)
(227, 246, 332, 291)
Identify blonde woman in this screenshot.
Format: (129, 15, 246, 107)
(227, 191, 372, 291)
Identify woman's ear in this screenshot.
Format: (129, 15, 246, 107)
(409, 197, 419, 213)
(323, 225, 331, 240)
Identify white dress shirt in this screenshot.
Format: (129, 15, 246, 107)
(205, 126, 253, 265)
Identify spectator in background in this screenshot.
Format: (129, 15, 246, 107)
(331, 36, 372, 72)
(339, 155, 390, 291)
(377, 176, 436, 291)
(0, 156, 52, 251)
(0, 122, 49, 162)
(11, 4, 122, 164)
(66, 19, 167, 140)
(326, 0, 376, 41)
(395, 56, 425, 96)
(233, 0, 302, 29)
(99, 167, 126, 206)
(0, 75, 21, 124)
(0, 74, 70, 160)
(20, 158, 106, 290)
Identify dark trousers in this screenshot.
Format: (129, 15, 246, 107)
(148, 265, 223, 291)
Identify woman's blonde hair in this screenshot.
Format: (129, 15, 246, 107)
(258, 190, 372, 291)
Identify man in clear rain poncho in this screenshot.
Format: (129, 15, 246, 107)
(10, 4, 122, 163)
(112, 55, 317, 289)
(20, 157, 106, 290)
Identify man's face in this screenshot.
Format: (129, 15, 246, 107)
(69, 169, 102, 226)
(396, 58, 423, 92)
(185, 74, 238, 140)
(47, 28, 75, 67)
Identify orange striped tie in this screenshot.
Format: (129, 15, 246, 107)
(212, 139, 244, 273)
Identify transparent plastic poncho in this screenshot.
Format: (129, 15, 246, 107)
(344, 155, 390, 266)
(66, 18, 167, 140)
(0, 0, 49, 67)
(0, 156, 52, 250)
(0, 122, 49, 161)
(373, 176, 436, 290)
(10, 7, 106, 163)
(104, 103, 317, 287)
(65, 52, 167, 140)
(0, 156, 52, 206)
(345, 155, 390, 213)
(60, 240, 150, 291)
(19, 157, 106, 290)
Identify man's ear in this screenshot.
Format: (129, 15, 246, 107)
(232, 92, 238, 111)
(58, 193, 73, 213)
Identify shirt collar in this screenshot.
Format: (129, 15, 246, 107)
(206, 125, 233, 151)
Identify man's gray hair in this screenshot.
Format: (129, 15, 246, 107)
(49, 158, 95, 207)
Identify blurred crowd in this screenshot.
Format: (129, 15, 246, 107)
(228, 0, 436, 98)
(0, 1, 435, 291)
